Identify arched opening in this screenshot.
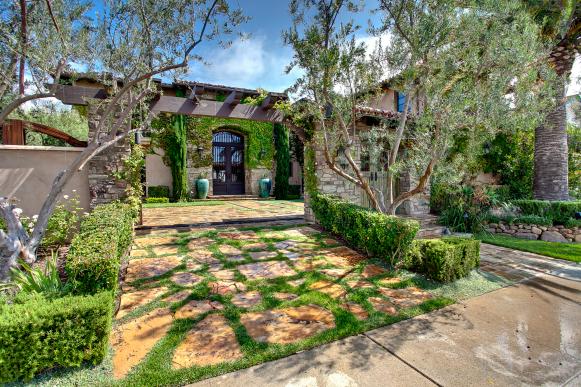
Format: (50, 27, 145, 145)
(212, 130, 245, 195)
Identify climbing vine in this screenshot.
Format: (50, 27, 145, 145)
(274, 123, 290, 199)
(150, 113, 189, 201)
(185, 116, 274, 169)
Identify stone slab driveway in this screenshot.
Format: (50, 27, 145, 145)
(141, 200, 304, 228)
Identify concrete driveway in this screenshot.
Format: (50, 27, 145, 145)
(190, 271, 581, 387)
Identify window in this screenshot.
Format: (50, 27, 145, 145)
(397, 92, 406, 112)
(360, 153, 370, 172)
(289, 161, 294, 177)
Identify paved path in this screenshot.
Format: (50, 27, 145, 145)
(190, 248, 581, 387)
(480, 243, 581, 282)
(141, 200, 304, 228)
(191, 272, 581, 387)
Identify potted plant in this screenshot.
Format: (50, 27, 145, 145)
(195, 172, 210, 199)
(259, 174, 271, 198)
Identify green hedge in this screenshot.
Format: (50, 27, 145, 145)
(148, 185, 170, 198)
(484, 214, 553, 227)
(310, 194, 419, 266)
(511, 200, 581, 225)
(406, 237, 480, 282)
(0, 292, 113, 382)
(145, 197, 169, 204)
(66, 203, 134, 294)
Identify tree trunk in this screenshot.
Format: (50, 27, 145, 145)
(533, 80, 569, 201)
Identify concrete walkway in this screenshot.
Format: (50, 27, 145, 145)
(191, 269, 581, 386)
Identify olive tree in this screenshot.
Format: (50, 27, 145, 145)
(284, 0, 555, 215)
(0, 0, 246, 281)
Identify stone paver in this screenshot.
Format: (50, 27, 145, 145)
(240, 304, 335, 344)
(171, 272, 204, 286)
(309, 280, 347, 299)
(209, 280, 247, 295)
(164, 290, 191, 303)
(175, 300, 224, 319)
(111, 308, 173, 379)
(231, 291, 263, 308)
(135, 236, 177, 248)
(341, 302, 369, 320)
(368, 297, 397, 315)
(218, 245, 243, 256)
(187, 237, 214, 250)
(152, 244, 180, 256)
(248, 250, 279, 261)
(125, 256, 181, 282)
(142, 200, 304, 228)
(273, 292, 298, 301)
(213, 269, 236, 280)
(117, 287, 168, 318)
(378, 287, 432, 308)
(173, 314, 242, 368)
(244, 242, 269, 250)
(238, 261, 296, 280)
(361, 264, 389, 278)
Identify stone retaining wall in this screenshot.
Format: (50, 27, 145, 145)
(485, 221, 581, 243)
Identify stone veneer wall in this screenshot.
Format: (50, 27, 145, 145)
(304, 132, 430, 222)
(87, 102, 131, 208)
(485, 221, 581, 243)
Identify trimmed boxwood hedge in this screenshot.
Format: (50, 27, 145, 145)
(66, 202, 135, 294)
(310, 194, 419, 266)
(406, 237, 480, 282)
(145, 197, 170, 203)
(0, 292, 113, 382)
(511, 200, 581, 225)
(148, 185, 170, 198)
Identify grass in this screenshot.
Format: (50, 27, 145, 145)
(16, 224, 511, 387)
(477, 233, 581, 263)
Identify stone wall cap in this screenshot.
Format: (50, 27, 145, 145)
(0, 144, 85, 152)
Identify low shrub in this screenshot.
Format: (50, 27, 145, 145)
(511, 199, 581, 225)
(433, 185, 493, 233)
(484, 214, 553, 227)
(66, 202, 134, 294)
(145, 197, 170, 204)
(406, 237, 480, 282)
(310, 194, 419, 267)
(564, 218, 581, 228)
(0, 292, 113, 382)
(148, 185, 170, 198)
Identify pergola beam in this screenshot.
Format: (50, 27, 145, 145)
(224, 91, 243, 107)
(151, 96, 284, 122)
(261, 95, 276, 110)
(50, 84, 285, 123)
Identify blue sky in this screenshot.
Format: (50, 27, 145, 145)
(184, 0, 381, 92)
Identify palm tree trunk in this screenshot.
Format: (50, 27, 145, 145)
(533, 35, 577, 201)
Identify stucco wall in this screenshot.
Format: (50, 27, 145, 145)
(0, 145, 90, 216)
(146, 148, 173, 196)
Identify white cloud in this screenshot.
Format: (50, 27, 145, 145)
(186, 36, 300, 93)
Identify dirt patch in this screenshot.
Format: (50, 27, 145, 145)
(111, 308, 173, 379)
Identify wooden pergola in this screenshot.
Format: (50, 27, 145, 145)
(52, 78, 287, 123)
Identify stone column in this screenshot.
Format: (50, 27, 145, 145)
(86, 102, 131, 208)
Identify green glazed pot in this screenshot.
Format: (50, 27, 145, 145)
(196, 179, 209, 199)
(259, 178, 271, 198)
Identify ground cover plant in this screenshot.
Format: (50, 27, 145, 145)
(19, 222, 513, 386)
(477, 233, 581, 263)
